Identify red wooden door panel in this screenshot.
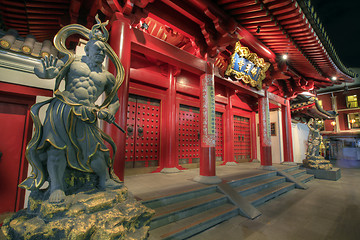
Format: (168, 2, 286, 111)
(234, 115, 251, 162)
(178, 105, 200, 164)
(125, 95, 160, 168)
(135, 97, 160, 167)
(0, 102, 27, 213)
(125, 96, 137, 167)
(215, 112, 223, 161)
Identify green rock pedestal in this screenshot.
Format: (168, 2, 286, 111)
(1, 186, 154, 240)
(305, 167, 341, 181)
(303, 156, 340, 181)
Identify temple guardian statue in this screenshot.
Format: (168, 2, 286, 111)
(2, 16, 153, 240)
(20, 16, 124, 203)
(303, 118, 332, 170)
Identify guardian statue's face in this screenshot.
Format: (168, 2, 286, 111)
(87, 41, 106, 64)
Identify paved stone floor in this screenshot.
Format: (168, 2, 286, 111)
(124, 162, 294, 201)
(187, 167, 360, 240)
(125, 162, 360, 240)
(1, 162, 359, 240)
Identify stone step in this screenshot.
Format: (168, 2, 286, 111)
(296, 174, 314, 183)
(147, 166, 305, 239)
(281, 165, 300, 173)
(288, 169, 307, 178)
(283, 165, 314, 183)
(150, 192, 227, 229)
(234, 175, 287, 197)
(228, 171, 277, 188)
(245, 182, 296, 207)
(143, 185, 217, 209)
(149, 203, 238, 240)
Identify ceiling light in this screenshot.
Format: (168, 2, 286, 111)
(331, 76, 337, 81)
(300, 91, 315, 96)
(282, 54, 288, 60)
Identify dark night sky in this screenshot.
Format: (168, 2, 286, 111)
(311, 0, 360, 68)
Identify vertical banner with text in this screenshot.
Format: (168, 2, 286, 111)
(201, 74, 216, 147)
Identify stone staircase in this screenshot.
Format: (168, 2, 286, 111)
(143, 165, 314, 240)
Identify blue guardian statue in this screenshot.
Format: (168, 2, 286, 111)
(20, 15, 125, 203)
(2, 16, 153, 240)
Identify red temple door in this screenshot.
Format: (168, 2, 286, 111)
(125, 95, 160, 168)
(178, 105, 200, 165)
(0, 101, 27, 213)
(215, 112, 224, 162)
(234, 115, 251, 162)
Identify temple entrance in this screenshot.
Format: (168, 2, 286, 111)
(125, 94, 160, 168)
(0, 101, 27, 213)
(178, 105, 200, 165)
(234, 115, 251, 162)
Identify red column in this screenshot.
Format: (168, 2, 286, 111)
(281, 99, 294, 162)
(258, 90, 274, 169)
(157, 67, 181, 173)
(105, 13, 131, 181)
(194, 62, 221, 184)
(222, 89, 236, 165)
(250, 111, 258, 161)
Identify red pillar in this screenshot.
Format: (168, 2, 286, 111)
(250, 111, 258, 161)
(194, 62, 221, 184)
(258, 90, 274, 169)
(157, 66, 181, 173)
(281, 99, 294, 162)
(105, 13, 131, 181)
(223, 89, 236, 165)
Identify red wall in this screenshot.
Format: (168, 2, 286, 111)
(335, 89, 360, 131)
(0, 82, 52, 212)
(318, 89, 360, 131)
(318, 94, 332, 111)
(317, 94, 334, 131)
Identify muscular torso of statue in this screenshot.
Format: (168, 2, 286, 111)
(63, 59, 113, 106)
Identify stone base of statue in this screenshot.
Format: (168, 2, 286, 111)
(302, 156, 341, 181)
(1, 169, 154, 240)
(305, 167, 341, 181)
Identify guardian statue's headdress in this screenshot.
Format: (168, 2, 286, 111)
(89, 15, 109, 42)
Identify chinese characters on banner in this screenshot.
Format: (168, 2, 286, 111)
(201, 74, 216, 147)
(225, 41, 270, 90)
(207, 85, 215, 134)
